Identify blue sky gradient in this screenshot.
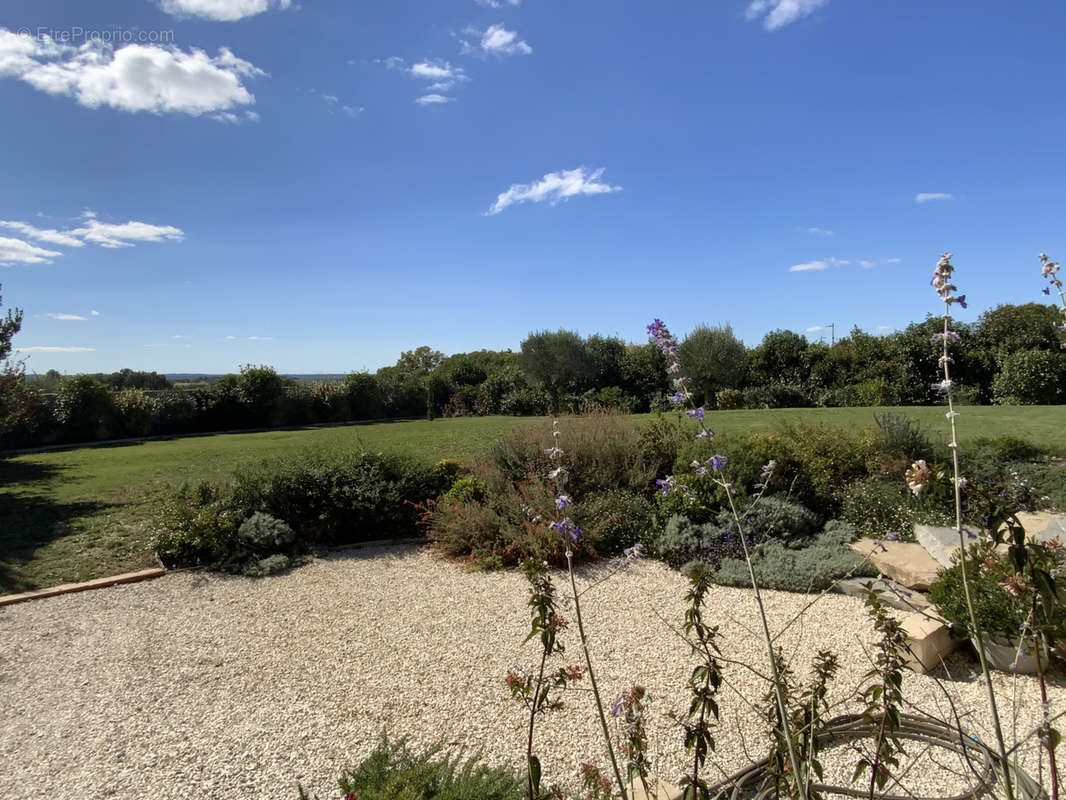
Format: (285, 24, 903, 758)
(1, 0, 1064, 373)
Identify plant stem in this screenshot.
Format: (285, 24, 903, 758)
(566, 549, 629, 800)
(939, 308, 1015, 800)
(1032, 595, 1060, 800)
(526, 647, 549, 800)
(723, 483, 807, 800)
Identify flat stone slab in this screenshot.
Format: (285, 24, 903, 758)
(835, 577, 931, 611)
(1017, 511, 1066, 546)
(914, 524, 980, 569)
(849, 539, 942, 591)
(627, 776, 683, 800)
(0, 567, 166, 607)
(900, 610, 957, 674)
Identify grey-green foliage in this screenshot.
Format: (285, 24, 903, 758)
(333, 733, 525, 800)
(656, 496, 821, 568)
(708, 520, 877, 593)
(238, 511, 296, 550)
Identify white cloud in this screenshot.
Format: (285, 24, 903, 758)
(341, 105, 361, 117)
(859, 259, 874, 269)
(886, 257, 902, 263)
(90, 310, 101, 316)
(0, 236, 63, 265)
(789, 260, 829, 272)
(224, 335, 237, 340)
(806, 227, 833, 237)
(69, 218, 185, 248)
(409, 60, 468, 91)
(0, 28, 265, 116)
(915, 192, 953, 204)
(45, 312, 87, 320)
(158, 0, 292, 21)
(805, 325, 825, 332)
(746, 0, 829, 31)
(475, 24, 532, 57)
(0, 220, 84, 247)
(16, 345, 95, 353)
(487, 167, 622, 215)
(415, 93, 454, 106)
(475, 0, 520, 6)
(246, 335, 274, 340)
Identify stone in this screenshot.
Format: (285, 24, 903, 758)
(1030, 515, 1066, 546)
(834, 577, 931, 611)
(914, 524, 980, 569)
(849, 539, 943, 591)
(627, 776, 684, 800)
(899, 610, 957, 674)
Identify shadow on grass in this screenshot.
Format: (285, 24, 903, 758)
(0, 459, 112, 593)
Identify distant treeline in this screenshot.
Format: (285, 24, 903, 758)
(1, 301, 1063, 449)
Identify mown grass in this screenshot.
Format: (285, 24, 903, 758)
(2, 406, 1063, 593)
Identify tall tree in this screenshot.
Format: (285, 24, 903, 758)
(678, 324, 747, 407)
(0, 285, 26, 435)
(520, 329, 593, 411)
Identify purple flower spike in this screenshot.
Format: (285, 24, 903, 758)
(669, 391, 684, 404)
(555, 495, 571, 510)
(709, 454, 727, 472)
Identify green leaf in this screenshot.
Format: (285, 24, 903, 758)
(528, 755, 541, 795)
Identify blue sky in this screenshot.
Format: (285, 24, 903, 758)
(1, 0, 1064, 374)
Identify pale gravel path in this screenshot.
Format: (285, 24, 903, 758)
(0, 544, 1060, 799)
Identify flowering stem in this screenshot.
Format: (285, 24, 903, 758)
(722, 481, 808, 800)
(932, 261, 1015, 800)
(1032, 593, 1060, 800)
(527, 647, 549, 800)
(565, 548, 629, 800)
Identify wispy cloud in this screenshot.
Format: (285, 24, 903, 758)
(16, 345, 95, 353)
(462, 24, 532, 57)
(0, 28, 265, 117)
(317, 91, 363, 118)
(475, 0, 520, 7)
(915, 192, 953, 204)
(745, 0, 829, 31)
(0, 220, 84, 247)
(91, 310, 101, 316)
(487, 167, 622, 215)
(789, 260, 829, 272)
(806, 227, 833, 237)
(45, 312, 87, 320)
(415, 93, 454, 106)
(0, 236, 63, 265)
(859, 260, 874, 269)
(69, 217, 185, 248)
(159, 0, 293, 21)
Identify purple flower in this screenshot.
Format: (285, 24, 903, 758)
(708, 454, 727, 472)
(955, 294, 967, 309)
(547, 467, 563, 481)
(552, 517, 582, 542)
(885, 531, 900, 541)
(623, 543, 644, 561)
(932, 379, 953, 394)
(685, 407, 705, 420)
(1044, 287, 1052, 296)
(545, 446, 564, 459)
(694, 430, 712, 440)
(610, 695, 624, 717)
(669, 391, 684, 404)
(555, 495, 571, 510)
(655, 476, 676, 496)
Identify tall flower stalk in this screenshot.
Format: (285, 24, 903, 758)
(930, 253, 1015, 800)
(1041, 253, 1066, 348)
(545, 421, 629, 800)
(648, 318, 808, 799)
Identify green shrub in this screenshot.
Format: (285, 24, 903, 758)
(1010, 461, 1066, 510)
(840, 474, 953, 541)
(971, 434, 1043, 463)
(709, 520, 877, 593)
(113, 388, 157, 438)
(728, 495, 820, 542)
(776, 424, 879, 513)
(636, 413, 691, 481)
(654, 471, 719, 525)
(992, 348, 1066, 405)
(308, 380, 349, 423)
(231, 449, 446, 544)
(53, 375, 115, 441)
(441, 474, 487, 505)
(715, 388, 744, 410)
(490, 412, 653, 499)
(574, 489, 656, 556)
(328, 733, 524, 800)
(151, 482, 240, 567)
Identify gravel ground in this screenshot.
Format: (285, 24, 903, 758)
(1, 544, 1061, 800)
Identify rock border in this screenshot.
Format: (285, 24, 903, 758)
(0, 568, 166, 608)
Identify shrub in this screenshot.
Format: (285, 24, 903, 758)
(490, 412, 653, 499)
(839, 474, 953, 541)
(151, 482, 240, 567)
(230, 449, 447, 544)
(636, 413, 691, 481)
(992, 348, 1066, 405)
(441, 474, 487, 505)
(308, 380, 349, 423)
(709, 520, 877, 593)
(152, 389, 200, 434)
(1010, 461, 1066, 510)
(236, 364, 286, 426)
(776, 424, 879, 513)
(715, 388, 744, 409)
(655, 497, 820, 568)
(53, 375, 115, 442)
(113, 388, 156, 438)
(327, 734, 524, 800)
(741, 383, 812, 409)
(344, 372, 384, 419)
(971, 434, 1043, 463)
(654, 471, 719, 525)
(573, 489, 656, 556)
(873, 413, 932, 462)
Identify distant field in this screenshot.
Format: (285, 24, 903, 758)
(2, 406, 1063, 593)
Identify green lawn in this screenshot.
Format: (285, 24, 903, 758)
(2, 406, 1063, 593)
